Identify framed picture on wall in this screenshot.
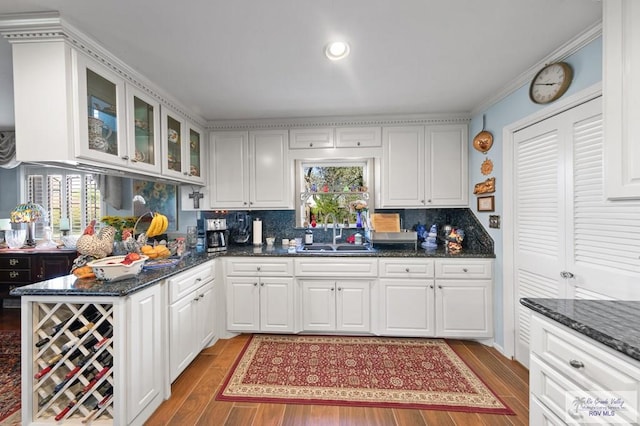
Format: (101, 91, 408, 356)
(477, 195, 495, 212)
(132, 180, 178, 232)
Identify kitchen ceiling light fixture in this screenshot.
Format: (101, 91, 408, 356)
(325, 41, 350, 61)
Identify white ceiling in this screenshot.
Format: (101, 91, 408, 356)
(0, 0, 601, 125)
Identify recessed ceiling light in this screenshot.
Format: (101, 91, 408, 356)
(325, 41, 350, 61)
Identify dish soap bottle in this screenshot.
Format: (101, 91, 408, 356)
(305, 227, 314, 245)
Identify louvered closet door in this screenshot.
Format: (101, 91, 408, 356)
(513, 111, 568, 367)
(569, 99, 640, 300)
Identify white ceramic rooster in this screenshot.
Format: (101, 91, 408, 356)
(76, 219, 116, 259)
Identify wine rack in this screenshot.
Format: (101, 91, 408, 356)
(32, 302, 114, 423)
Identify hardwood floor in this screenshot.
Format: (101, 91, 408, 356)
(0, 308, 529, 425)
(146, 335, 530, 426)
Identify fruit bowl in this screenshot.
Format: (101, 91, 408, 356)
(87, 255, 149, 282)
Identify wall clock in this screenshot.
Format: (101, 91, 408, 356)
(529, 62, 573, 104)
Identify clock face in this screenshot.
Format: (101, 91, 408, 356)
(529, 62, 573, 104)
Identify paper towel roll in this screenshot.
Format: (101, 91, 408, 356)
(253, 219, 262, 246)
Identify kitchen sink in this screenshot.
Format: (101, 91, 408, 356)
(296, 244, 374, 253)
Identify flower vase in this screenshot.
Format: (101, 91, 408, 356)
(356, 211, 363, 228)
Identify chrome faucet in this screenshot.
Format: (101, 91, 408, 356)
(324, 213, 342, 245)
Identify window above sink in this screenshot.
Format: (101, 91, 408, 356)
(295, 159, 374, 228)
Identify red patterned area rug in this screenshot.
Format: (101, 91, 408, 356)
(0, 330, 21, 423)
(216, 335, 514, 414)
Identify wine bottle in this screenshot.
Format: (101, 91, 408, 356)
(82, 384, 113, 424)
(55, 363, 113, 422)
(35, 307, 101, 347)
(35, 336, 99, 379)
(39, 352, 112, 408)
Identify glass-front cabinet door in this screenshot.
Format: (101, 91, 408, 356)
(161, 108, 186, 180)
(187, 124, 205, 184)
(74, 52, 127, 165)
(126, 86, 161, 174)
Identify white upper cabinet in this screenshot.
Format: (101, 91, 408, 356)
(381, 124, 468, 208)
(335, 127, 382, 148)
(125, 85, 162, 174)
(162, 107, 205, 184)
(604, 0, 640, 199)
(6, 19, 205, 184)
(74, 52, 129, 167)
(289, 128, 334, 149)
(210, 130, 292, 209)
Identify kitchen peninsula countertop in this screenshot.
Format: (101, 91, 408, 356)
(10, 252, 214, 298)
(521, 298, 640, 363)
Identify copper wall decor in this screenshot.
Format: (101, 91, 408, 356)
(473, 177, 496, 195)
(473, 115, 493, 154)
(480, 158, 493, 175)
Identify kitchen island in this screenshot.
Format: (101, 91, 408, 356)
(521, 298, 640, 424)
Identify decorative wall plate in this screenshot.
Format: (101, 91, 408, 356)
(481, 158, 493, 175)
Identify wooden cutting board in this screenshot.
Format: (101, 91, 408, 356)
(371, 213, 400, 232)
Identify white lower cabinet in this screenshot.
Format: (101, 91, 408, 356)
(300, 279, 372, 333)
(530, 313, 640, 425)
(225, 258, 295, 333)
(168, 261, 216, 382)
(379, 258, 492, 338)
(127, 283, 165, 425)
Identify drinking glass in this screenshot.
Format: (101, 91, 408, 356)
(186, 226, 197, 249)
(6, 229, 27, 249)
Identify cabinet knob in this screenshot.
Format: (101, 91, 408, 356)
(569, 359, 584, 369)
(560, 271, 575, 279)
(260, 283, 264, 287)
(337, 287, 342, 291)
(256, 266, 261, 271)
(356, 141, 361, 146)
(429, 285, 434, 289)
(194, 297, 199, 302)
(243, 202, 248, 206)
(199, 293, 205, 298)
(462, 268, 468, 273)
(331, 287, 335, 291)
(438, 285, 442, 289)
(309, 143, 313, 147)
(121, 155, 129, 160)
(405, 268, 410, 273)
(9, 271, 19, 279)
(196, 278, 202, 282)
(9, 258, 18, 266)
(420, 200, 425, 204)
(427, 199, 431, 203)
(254, 282, 258, 286)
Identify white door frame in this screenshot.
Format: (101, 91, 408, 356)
(501, 83, 602, 359)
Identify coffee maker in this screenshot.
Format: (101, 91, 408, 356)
(205, 219, 228, 252)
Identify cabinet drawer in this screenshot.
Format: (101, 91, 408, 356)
(435, 259, 492, 279)
(225, 258, 293, 277)
(0, 255, 32, 269)
(0, 269, 32, 283)
(530, 355, 629, 425)
(294, 258, 377, 277)
(289, 128, 334, 149)
(531, 314, 640, 395)
(335, 127, 381, 148)
(379, 258, 434, 278)
(168, 261, 215, 304)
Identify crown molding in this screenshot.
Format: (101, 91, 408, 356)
(0, 12, 207, 127)
(207, 113, 470, 130)
(470, 20, 603, 116)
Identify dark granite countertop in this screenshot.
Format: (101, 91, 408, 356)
(10, 245, 494, 299)
(220, 244, 495, 258)
(521, 298, 640, 363)
(10, 253, 215, 298)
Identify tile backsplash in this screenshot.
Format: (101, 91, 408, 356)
(200, 208, 493, 253)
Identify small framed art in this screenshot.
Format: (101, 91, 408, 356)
(477, 195, 495, 212)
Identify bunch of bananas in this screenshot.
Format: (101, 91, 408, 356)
(146, 213, 168, 238)
(140, 244, 171, 259)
